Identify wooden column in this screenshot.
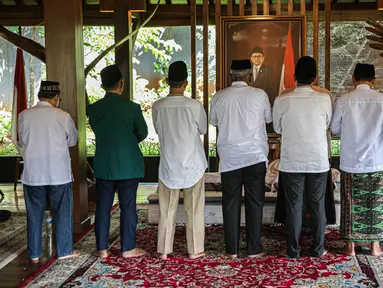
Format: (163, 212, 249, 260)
(191, 0, 197, 99)
(252, 0, 257, 15)
(288, 0, 293, 15)
(114, 0, 133, 100)
(240, 0, 245, 16)
(203, 0, 209, 166)
(313, 0, 319, 76)
(300, 0, 306, 14)
(44, 0, 90, 233)
(263, 0, 269, 15)
(276, 0, 281, 16)
(228, 0, 233, 16)
(215, 0, 221, 171)
(325, 0, 331, 90)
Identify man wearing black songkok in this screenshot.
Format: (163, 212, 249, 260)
(210, 59, 272, 257)
(87, 65, 148, 258)
(153, 61, 208, 260)
(273, 56, 332, 258)
(332, 63, 383, 256)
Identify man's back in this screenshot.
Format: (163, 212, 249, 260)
(273, 86, 332, 173)
(18, 102, 77, 185)
(210, 81, 272, 172)
(87, 93, 148, 180)
(152, 96, 207, 189)
(331, 84, 383, 173)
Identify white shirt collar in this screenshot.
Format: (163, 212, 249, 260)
(36, 101, 53, 107)
(231, 81, 248, 87)
(356, 84, 372, 91)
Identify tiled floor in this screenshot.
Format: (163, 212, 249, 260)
(0, 183, 157, 213)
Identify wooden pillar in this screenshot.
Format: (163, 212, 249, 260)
(44, 0, 90, 233)
(228, 0, 233, 16)
(263, 0, 269, 15)
(215, 0, 221, 171)
(288, 0, 293, 15)
(300, 0, 306, 14)
(203, 0, 209, 166)
(313, 0, 319, 79)
(252, 0, 257, 15)
(325, 0, 331, 90)
(114, 0, 133, 100)
(240, 0, 245, 16)
(276, 0, 281, 16)
(191, 0, 197, 99)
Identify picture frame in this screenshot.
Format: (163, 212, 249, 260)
(220, 15, 306, 111)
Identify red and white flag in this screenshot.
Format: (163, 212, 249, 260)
(279, 24, 296, 95)
(11, 48, 28, 155)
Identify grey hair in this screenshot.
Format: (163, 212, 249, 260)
(230, 69, 252, 78)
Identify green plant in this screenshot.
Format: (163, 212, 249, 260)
(331, 140, 340, 156)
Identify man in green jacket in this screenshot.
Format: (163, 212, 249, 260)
(87, 65, 148, 258)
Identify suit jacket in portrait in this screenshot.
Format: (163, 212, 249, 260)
(250, 64, 278, 106)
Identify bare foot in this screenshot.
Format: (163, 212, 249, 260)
(189, 252, 207, 260)
(320, 250, 328, 257)
(94, 250, 109, 258)
(30, 258, 39, 263)
(338, 242, 355, 256)
(371, 242, 383, 256)
(248, 252, 266, 258)
(157, 253, 168, 260)
(58, 251, 80, 260)
(122, 248, 147, 258)
(228, 254, 237, 258)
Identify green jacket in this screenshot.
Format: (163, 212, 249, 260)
(87, 92, 148, 180)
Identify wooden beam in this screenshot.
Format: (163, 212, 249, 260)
(263, 0, 269, 15)
(203, 0, 209, 165)
(288, 0, 293, 15)
(240, 0, 245, 16)
(190, 0, 197, 99)
(252, 0, 257, 15)
(276, 0, 281, 16)
(325, 0, 331, 90)
(227, 0, 233, 16)
(44, 0, 90, 234)
(313, 0, 319, 83)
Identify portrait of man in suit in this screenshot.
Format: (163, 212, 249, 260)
(249, 46, 278, 107)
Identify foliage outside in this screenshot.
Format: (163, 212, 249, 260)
(0, 22, 370, 158)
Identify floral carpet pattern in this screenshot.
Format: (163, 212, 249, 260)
(19, 207, 380, 288)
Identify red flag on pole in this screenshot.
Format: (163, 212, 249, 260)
(11, 48, 28, 154)
(279, 24, 296, 95)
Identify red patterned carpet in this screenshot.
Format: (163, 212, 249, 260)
(18, 207, 379, 287)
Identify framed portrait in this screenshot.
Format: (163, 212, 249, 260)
(220, 16, 306, 133)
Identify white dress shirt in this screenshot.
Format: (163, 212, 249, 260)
(210, 81, 272, 172)
(331, 84, 383, 173)
(273, 86, 332, 173)
(18, 101, 78, 186)
(152, 95, 208, 189)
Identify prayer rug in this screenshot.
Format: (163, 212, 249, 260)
(18, 207, 380, 288)
(0, 212, 39, 269)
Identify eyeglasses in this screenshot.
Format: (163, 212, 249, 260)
(251, 55, 263, 59)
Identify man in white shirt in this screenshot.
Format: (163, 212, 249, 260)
(210, 59, 272, 258)
(273, 56, 332, 258)
(153, 61, 208, 260)
(331, 64, 383, 257)
(18, 81, 79, 262)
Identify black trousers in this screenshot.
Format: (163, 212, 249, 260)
(282, 172, 328, 258)
(221, 162, 266, 255)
